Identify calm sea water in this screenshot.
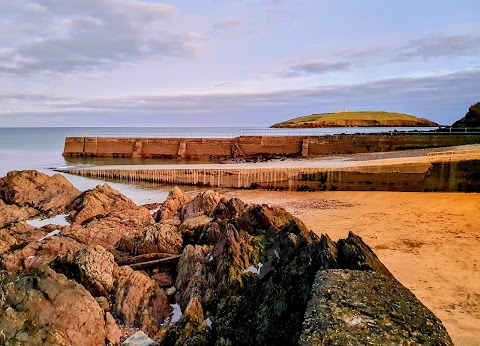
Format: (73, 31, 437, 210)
(0, 126, 435, 203)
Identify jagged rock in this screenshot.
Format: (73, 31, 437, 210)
(64, 208, 153, 248)
(0, 200, 38, 228)
(0, 268, 110, 346)
(0, 222, 46, 256)
(210, 197, 246, 220)
(175, 244, 214, 311)
(1, 235, 84, 274)
(118, 224, 183, 255)
(180, 190, 221, 221)
(299, 270, 453, 345)
(179, 215, 214, 245)
(154, 186, 192, 223)
(113, 265, 171, 337)
(52, 245, 115, 297)
(68, 184, 149, 225)
(152, 272, 175, 287)
(0, 170, 80, 216)
(337, 231, 393, 278)
(452, 102, 480, 127)
(232, 203, 312, 239)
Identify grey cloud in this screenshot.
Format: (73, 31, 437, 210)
(0, 0, 203, 74)
(333, 34, 480, 63)
(398, 34, 480, 60)
(2, 69, 476, 126)
(282, 61, 350, 77)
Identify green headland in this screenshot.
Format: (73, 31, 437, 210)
(271, 111, 439, 128)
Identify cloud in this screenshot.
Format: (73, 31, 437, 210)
(0, 0, 204, 75)
(398, 34, 480, 60)
(212, 18, 243, 32)
(1, 69, 478, 126)
(281, 61, 350, 77)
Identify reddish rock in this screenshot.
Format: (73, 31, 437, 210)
(0, 170, 80, 216)
(64, 208, 153, 248)
(1, 235, 84, 274)
(113, 265, 172, 337)
(105, 312, 122, 345)
(0, 200, 38, 228)
(0, 222, 49, 255)
(118, 223, 183, 255)
(0, 268, 110, 346)
(52, 245, 115, 297)
(68, 184, 149, 225)
(180, 190, 221, 221)
(152, 272, 175, 287)
(154, 186, 192, 223)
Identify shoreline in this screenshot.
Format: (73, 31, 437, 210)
(218, 189, 480, 346)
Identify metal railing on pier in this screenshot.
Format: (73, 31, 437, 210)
(66, 127, 480, 139)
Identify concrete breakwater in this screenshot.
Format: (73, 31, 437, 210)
(58, 159, 480, 192)
(63, 134, 480, 160)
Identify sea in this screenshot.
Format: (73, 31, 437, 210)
(0, 126, 435, 204)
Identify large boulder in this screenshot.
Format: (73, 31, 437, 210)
(68, 184, 149, 225)
(64, 208, 153, 248)
(300, 269, 453, 345)
(118, 223, 183, 255)
(452, 102, 480, 127)
(52, 245, 115, 297)
(0, 170, 81, 216)
(0, 268, 113, 346)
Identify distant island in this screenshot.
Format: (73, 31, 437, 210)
(271, 111, 439, 128)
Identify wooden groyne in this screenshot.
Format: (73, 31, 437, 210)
(63, 134, 480, 160)
(58, 159, 480, 192)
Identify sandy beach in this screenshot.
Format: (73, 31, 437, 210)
(219, 189, 480, 346)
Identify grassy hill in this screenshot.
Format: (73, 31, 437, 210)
(271, 111, 438, 128)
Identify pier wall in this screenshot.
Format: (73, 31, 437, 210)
(63, 135, 480, 160)
(59, 159, 480, 192)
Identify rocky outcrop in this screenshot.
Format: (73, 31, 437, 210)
(452, 102, 480, 127)
(118, 224, 183, 256)
(0, 170, 80, 216)
(0, 200, 37, 228)
(0, 268, 114, 346)
(1, 233, 84, 274)
(52, 245, 115, 297)
(64, 208, 153, 248)
(300, 270, 453, 345)
(166, 195, 451, 346)
(0, 179, 453, 345)
(153, 186, 192, 223)
(113, 265, 171, 337)
(179, 190, 221, 221)
(68, 183, 147, 225)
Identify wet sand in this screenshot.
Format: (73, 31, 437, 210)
(219, 189, 480, 346)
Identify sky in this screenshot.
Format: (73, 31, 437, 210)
(0, 0, 479, 127)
